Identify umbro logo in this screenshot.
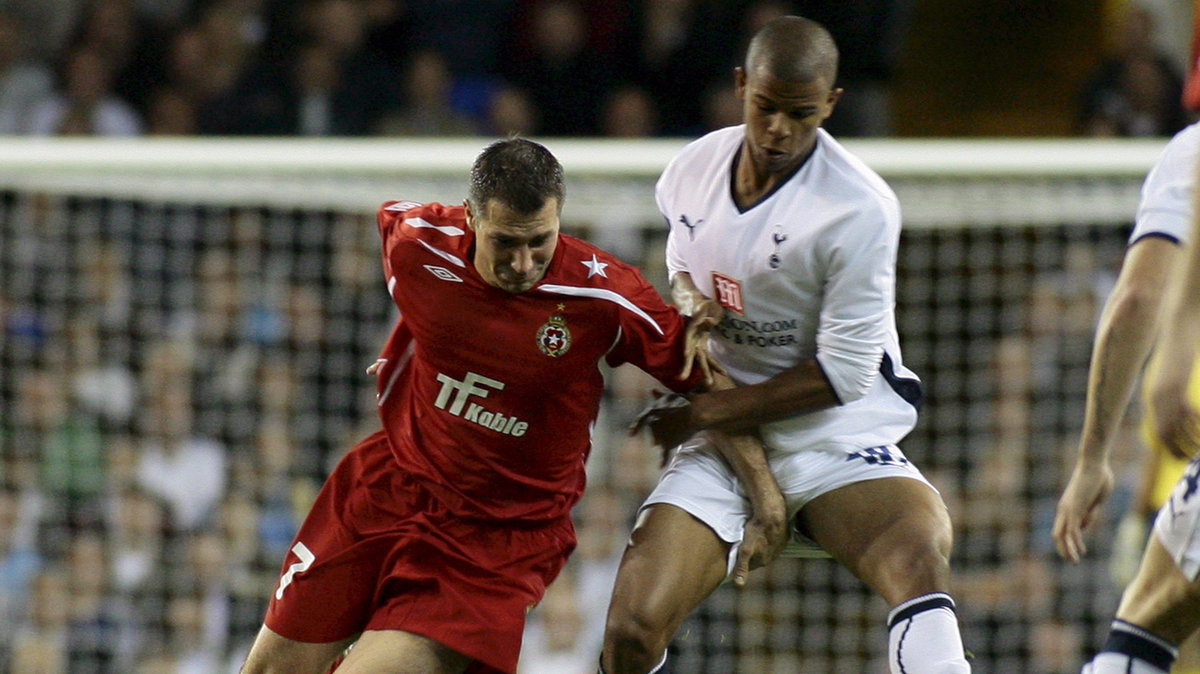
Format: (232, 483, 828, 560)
(424, 265, 463, 282)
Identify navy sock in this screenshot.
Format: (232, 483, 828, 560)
(1099, 620, 1178, 671)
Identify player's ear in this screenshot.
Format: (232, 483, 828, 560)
(463, 199, 476, 230)
(822, 87, 844, 120)
(734, 67, 746, 100)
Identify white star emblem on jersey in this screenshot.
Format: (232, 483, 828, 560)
(581, 254, 609, 278)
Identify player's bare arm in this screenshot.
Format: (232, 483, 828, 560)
(1148, 361, 1200, 460)
(691, 360, 840, 430)
(630, 382, 788, 584)
(704, 372, 787, 587)
(671, 272, 726, 385)
(1054, 237, 1180, 562)
(1148, 201, 1200, 459)
(634, 358, 840, 450)
(711, 431, 787, 587)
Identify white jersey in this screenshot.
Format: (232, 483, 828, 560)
(1154, 456, 1200, 580)
(658, 125, 920, 457)
(1131, 121, 1200, 245)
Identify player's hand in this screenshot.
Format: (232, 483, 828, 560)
(1148, 370, 1200, 460)
(366, 359, 386, 376)
(732, 495, 788, 588)
(629, 391, 695, 462)
(681, 300, 726, 386)
(1052, 459, 1115, 563)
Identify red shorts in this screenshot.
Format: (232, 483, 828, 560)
(264, 430, 576, 674)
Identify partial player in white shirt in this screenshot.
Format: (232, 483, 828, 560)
(600, 15, 969, 674)
(1055, 122, 1200, 673)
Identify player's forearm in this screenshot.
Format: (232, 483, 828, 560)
(1076, 294, 1162, 463)
(1077, 240, 1179, 464)
(709, 429, 784, 514)
(700, 373, 784, 512)
(689, 359, 839, 432)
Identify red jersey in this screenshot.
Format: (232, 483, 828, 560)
(373, 201, 699, 522)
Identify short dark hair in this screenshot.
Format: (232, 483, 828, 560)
(468, 138, 565, 217)
(746, 15, 838, 85)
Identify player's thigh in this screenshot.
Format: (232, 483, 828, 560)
(606, 503, 731, 635)
(1117, 534, 1200, 644)
(798, 476, 953, 603)
(241, 624, 357, 674)
(335, 629, 472, 674)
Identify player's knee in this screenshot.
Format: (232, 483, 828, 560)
(896, 536, 952, 588)
(925, 515, 955, 563)
(873, 523, 953, 602)
(603, 606, 672, 665)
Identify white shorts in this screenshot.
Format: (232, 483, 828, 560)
(1152, 457, 1200, 580)
(641, 436, 936, 569)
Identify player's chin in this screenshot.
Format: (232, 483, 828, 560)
(500, 277, 537, 293)
(762, 150, 796, 171)
(501, 270, 547, 293)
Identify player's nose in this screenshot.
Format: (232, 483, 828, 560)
(767, 112, 789, 137)
(511, 246, 535, 275)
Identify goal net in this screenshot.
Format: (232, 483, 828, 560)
(0, 136, 1166, 673)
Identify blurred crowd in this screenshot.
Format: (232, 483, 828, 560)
(0, 204, 384, 671)
(0, 0, 1191, 141)
(0, 0, 905, 139)
(1077, 4, 1191, 138)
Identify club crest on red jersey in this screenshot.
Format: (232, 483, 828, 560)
(537, 310, 572, 357)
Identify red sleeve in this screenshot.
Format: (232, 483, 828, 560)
(377, 200, 424, 291)
(376, 200, 468, 305)
(605, 271, 703, 394)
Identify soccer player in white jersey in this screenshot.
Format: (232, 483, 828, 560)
(599, 15, 970, 674)
(1056, 121, 1200, 673)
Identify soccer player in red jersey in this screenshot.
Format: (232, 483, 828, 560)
(239, 138, 750, 674)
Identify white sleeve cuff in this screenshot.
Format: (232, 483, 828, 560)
(815, 339, 882, 404)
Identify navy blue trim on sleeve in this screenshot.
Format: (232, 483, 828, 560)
(881, 352, 923, 412)
(1129, 231, 1182, 247)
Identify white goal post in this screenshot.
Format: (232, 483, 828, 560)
(0, 135, 1167, 226)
